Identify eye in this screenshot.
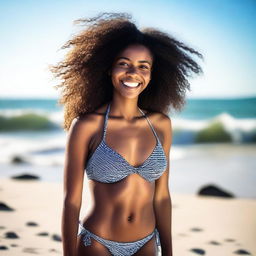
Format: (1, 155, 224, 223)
(118, 62, 129, 67)
(139, 65, 149, 70)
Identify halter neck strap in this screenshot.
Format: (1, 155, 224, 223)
(102, 102, 111, 141)
(103, 102, 159, 142)
(138, 108, 159, 142)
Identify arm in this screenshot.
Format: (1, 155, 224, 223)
(62, 117, 92, 256)
(153, 115, 173, 256)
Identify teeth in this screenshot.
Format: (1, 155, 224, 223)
(122, 82, 140, 88)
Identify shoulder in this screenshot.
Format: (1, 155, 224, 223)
(68, 103, 109, 138)
(155, 112, 172, 128)
(143, 110, 172, 137)
(145, 110, 172, 155)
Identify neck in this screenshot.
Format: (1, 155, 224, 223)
(109, 98, 143, 122)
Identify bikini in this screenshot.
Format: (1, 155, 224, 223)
(77, 102, 167, 255)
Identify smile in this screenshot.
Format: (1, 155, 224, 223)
(121, 80, 141, 88)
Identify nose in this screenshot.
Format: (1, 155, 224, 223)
(126, 65, 137, 75)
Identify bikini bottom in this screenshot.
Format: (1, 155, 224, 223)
(77, 221, 161, 256)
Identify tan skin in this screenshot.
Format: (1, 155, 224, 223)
(62, 44, 173, 256)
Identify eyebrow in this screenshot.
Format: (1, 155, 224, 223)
(116, 57, 152, 66)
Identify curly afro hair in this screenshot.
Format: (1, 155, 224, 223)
(51, 12, 203, 131)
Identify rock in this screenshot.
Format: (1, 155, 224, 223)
(11, 156, 27, 164)
(52, 234, 62, 242)
(37, 232, 49, 236)
(195, 121, 232, 143)
(26, 221, 39, 226)
(208, 240, 221, 245)
(197, 184, 234, 198)
(5, 232, 19, 239)
(11, 173, 40, 180)
(225, 238, 236, 242)
(190, 227, 203, 232)
(0, 202, 14, 211)
(190, 248, 206, 255)
(0, 245, 8, 250)
(233, 249, 251, 255)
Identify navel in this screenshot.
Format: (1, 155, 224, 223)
(127, 213, 134, 222)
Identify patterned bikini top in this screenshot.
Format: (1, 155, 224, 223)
(85, 102, 167, 183)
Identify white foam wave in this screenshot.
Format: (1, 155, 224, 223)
(0, 132, 67, 166)
(172, 112, 256, 132)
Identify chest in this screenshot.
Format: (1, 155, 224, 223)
(90, 121, 163, 168)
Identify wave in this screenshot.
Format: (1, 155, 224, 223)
(0, 110, 255, 143)
(172, 112, 256, 144)
(0, 133, 66, 166)
(0, 110, 62, 131)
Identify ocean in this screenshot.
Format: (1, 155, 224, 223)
(0, 97, 255, 198)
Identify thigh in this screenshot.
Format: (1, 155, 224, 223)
(133, 236, 158, 256)
(77, 234, 111, 256)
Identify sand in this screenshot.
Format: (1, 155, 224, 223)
(0, 177, 255, 255)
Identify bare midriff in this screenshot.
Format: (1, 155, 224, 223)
(82, 173, 156, 242)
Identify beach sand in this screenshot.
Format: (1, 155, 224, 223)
(0, 177, 255, 255)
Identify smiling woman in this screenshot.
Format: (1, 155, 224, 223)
(51, 12, 203, 256)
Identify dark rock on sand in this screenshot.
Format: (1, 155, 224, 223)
(11, 156, 27, 164)
(0, 202, 14, 211)
(4, 231, 19, 239)
(52, 234, 62, 242)
(11, 173, 40, 180)
(10, 244, 18, 247)
(0, 226, 5, 229)
(190, 248, 206, 255)
(190, 227, 203, 232)
(197, 184, 234, 198)
(0, 245, 8, 250)
(26, 221, 39, 226)
(234, 249, 251, 255)
(208, 240, 221, 245)
(37, 232, 49, 236)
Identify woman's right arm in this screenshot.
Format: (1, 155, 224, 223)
(62, 117, 93, 256)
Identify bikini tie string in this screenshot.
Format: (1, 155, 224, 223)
(78, 222, 92, 246)
(81, 229, 92, 246)
(155, 229, 161, 247)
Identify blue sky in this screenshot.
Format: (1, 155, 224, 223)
(1, 0, 255, 98)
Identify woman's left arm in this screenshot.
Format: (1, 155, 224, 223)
(153, 115, 173, 256)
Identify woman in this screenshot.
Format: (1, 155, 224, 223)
(52, 13, 203, 256)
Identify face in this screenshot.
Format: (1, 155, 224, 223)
(110, 44, 153, 99)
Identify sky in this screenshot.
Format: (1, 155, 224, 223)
(0, 0, 256, 99)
